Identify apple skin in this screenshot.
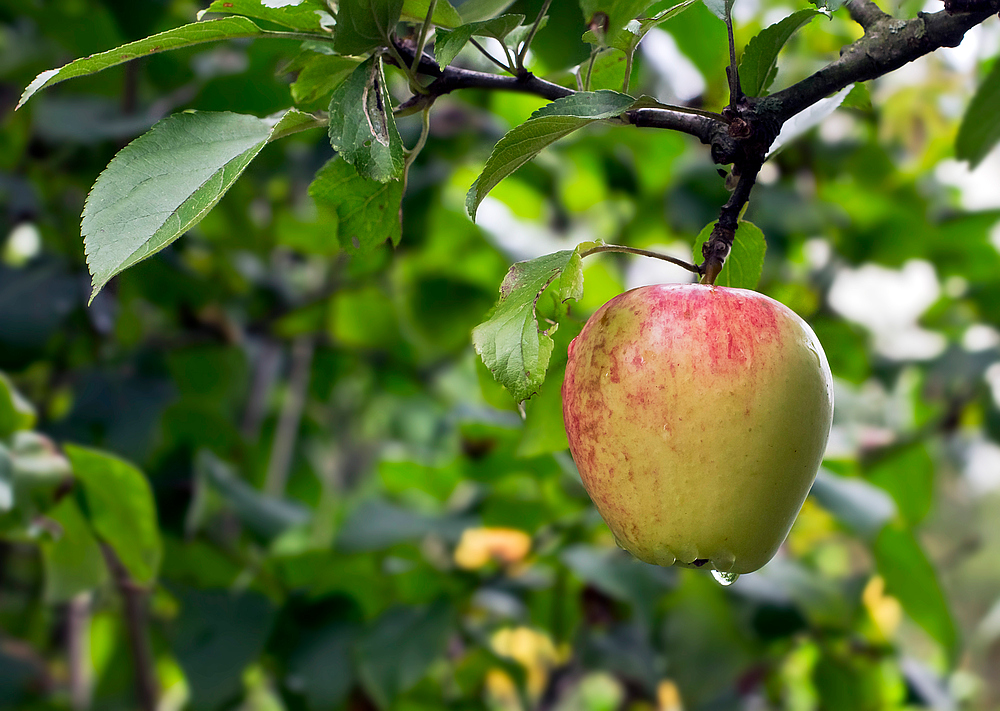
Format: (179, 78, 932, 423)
(562, 284, 834, 575)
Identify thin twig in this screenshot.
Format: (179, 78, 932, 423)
(101, 546, 157, 711)
(724, 9, 742, 106)
(411, 0, 437, 75)
(583, 48, 599, 91)
(403, 106, 433, 190)
(67, 593, 92, 711)
(263, 335, 315, 498)
(470, 38, 512, 72)
(622, 49, 635, 94)
(516, 0, 552, 71)
(579, 244, 702, 275)
(241, 338, 282, 439)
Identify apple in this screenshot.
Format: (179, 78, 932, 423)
(562, 284, 834, 576)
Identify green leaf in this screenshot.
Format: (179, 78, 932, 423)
(739, 9, 819, 97)
(516, 319, 581, 456)
(504, 15, 549, 47)
(356, 601, 453, 708)
(17, 18, 265, 110)
(334, 0, 404, 55)
(308, 157, 403, 253)
(433, 14, 524, 68)
(83, 109, 321, 301)
(692, 220, 766, 289)
(0, 373, 35, 438)
(472, 247, 587, 403)
(634, 0, 700, 36)
(192, 451, 310, 542)
(40, 497, 109, 603)
(956, 59, 1000, 168)
(466, 91, 635, 219)
(865, 444, 934, 526)
(582, 0, 698, 51)
(199, 0, 335, 31)
(580, 0, 655, 44)
(585, 49, 628, 91)
(874, 525, 958, 660)
(0, 432, 72, 520)
(327, 56, 405, 183)
(701, 0, 735, 20)
(289, 53, 362, 106)
(457, 0, 517, 22)
(841, 82, 872, 111)
(810, 469, 896, 540)
(287, 621, 360, 709)
(336, 498, 475, 551)
(171, 589, 276, 711)
(561, 544, 674, 622)
(809, 0, 847, 11)
(401, 0, 463, 27)
(66, 445, 162, 585)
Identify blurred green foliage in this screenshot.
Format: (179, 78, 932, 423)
(2, 0, 1000, 710)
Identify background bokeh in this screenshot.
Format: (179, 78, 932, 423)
(2, 0, 1000, 709)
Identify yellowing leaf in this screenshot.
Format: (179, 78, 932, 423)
(454, 527, 531, 569)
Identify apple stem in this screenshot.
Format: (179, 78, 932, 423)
(579, 244, 703, 276)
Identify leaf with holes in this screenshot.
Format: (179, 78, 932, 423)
(467, 91, 635, 219)
(692, 220, 766, 289)
(328, 56, 405, 183)
(473, 245, 591, 403)
(82, 109, 321, 301)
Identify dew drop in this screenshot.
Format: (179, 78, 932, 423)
(711, 570, 740, 587)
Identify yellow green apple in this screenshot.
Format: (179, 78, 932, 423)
(562, 284, 834, 576)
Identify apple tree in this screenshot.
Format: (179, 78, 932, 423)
(2, 0, 1000, 709)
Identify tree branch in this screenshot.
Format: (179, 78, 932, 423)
(701, 165, 762, 284)
(396, 7, 996, 281)
(698, 6, 995, 279)
(391, 41, 720, 144)
(846, 0, 890, 30)
(764, 7, 996, 123)
(101, 546, 157, 711)
(627, 109, 730, 150)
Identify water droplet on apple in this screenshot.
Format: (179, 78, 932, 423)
(711, 570, 740, 586)
(711, 550, 736, 572)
